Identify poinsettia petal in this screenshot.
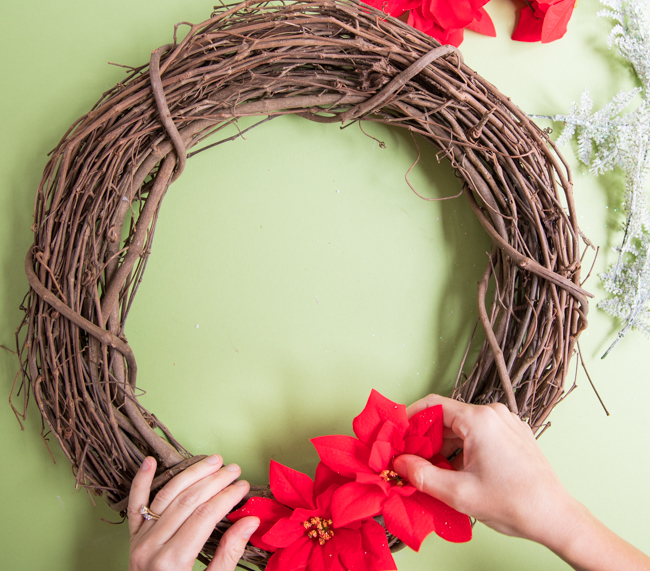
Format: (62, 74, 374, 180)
(408, 8, 466, 46)
(315, 484, 337, 515)
(405, 405, 443, 456)
(416, 491, 473, 543)
(511, 4, 544, 42)
(389, 483, 418, 497)
(266, 536, 313, 571)
(314, 462, 353, 497)
(382, 493, 436, 551)
(406, 405, 442, 439)
(270, 460, 316, 510)
(331, 482, 386, 528)
(375, 420, 405, 451)
(352, 390, 409, 447)
(341, 519, 397, 571)
(361, 519, 397, 570)
(312, 435, 373, 478)
(291, 508, 319, 522)
(328, 527, 363, 555)
(466, 6, 496, 36)
(362, 0, 420, 18)
(541, 0, 574, 43)
(228, 497, 293, 552)
(368, 440, 394, 472)
(355, 471, 388, 491)
(425, 0, 476, 28)
(309, 543, 346, 571)
(403, 435, 434, 459)
(263, 516, 306, 549)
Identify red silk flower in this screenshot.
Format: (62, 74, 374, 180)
(362, 0, 573, 45)
(363, 0, 495, 47)
(228, 460, 397, 571)
(311, 390, 472, 551)
(512, 0, 575, 43)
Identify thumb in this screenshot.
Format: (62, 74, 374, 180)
(207, 517, 259, 571)
(394, 454, 463, 508)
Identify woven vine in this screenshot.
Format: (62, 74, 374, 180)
(13, 0, 591, 566)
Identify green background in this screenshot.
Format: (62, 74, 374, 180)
(1, 0, 648, 569)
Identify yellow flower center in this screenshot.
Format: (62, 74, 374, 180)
(302, 516, 335, 545)
(379, 469, 407, 487)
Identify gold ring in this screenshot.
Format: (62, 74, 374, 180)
(140, 505, 161, 521)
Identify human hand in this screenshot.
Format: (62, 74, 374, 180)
(127, 455, 259, 571)
(392, 394, 582, 550)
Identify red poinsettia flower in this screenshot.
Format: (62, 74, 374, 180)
(361, 0, 494, 47)
(362, 0, 421, 20)
(512, 0, 575, 43)
(228, 460, 397, 571)
(311, 390, 472, 551)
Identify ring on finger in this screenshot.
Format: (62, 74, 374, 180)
(140, 505, 161, 521)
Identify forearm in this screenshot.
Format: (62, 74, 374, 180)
(543, 500, 650, 571)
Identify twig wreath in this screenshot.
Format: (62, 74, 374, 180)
(13, 0, 593, 566)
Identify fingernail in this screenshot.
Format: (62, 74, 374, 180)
(140, 457, 152, 472)
(234, 479, 249, 487)
(224, 463, 240, 472)
(206, 454, 221, 465)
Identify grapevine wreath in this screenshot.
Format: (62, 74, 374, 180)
(14, 0, 593, 567)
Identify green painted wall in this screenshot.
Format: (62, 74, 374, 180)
(0, 0, 648, 569)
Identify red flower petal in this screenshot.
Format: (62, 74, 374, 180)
(408, 8, 465, 46)
(405, 405, 443, 456)
(403, 435, 434, 459)
(375, 420, 405, 451)
(352, 390, 409, 447)
(266, 536, 313, 571)
(368, 440, 394, 472)
(309, 543, 346, 571)
(314, 463, 352, 497)
(341, 519, 397, 571)
(228, 497, 293, 552)
(406, 405, 442, 439)
(291, 507, 319, 522)
(315, 484, 336, 514)
(416, 491, 472, 543)
(512, 4, 543, 42)
(328, 527, 363, 555)
(382, 493, 436, 551)
(466, 6, 496, 37)
(331, 482, 386, 528)
(425, 0, 477, 28)
(388, 483, 418, 498)
(355, 471, 390, 494)
(360, 518, 397, 570)
(270, 460, 316, 510)
(541, 0, 575, 43)
(312, 435, 373, 478)
(263, 516, 307, 549)
(362, 0, 420, 19)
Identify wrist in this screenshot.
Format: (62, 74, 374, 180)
(535, 496, 591, 559)
(538, 500, 650, 571)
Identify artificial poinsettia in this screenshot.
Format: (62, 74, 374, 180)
(363, 0, 495, 47)
(228, 459, 397, 571)
(512, 0, 576, 43)
(311, 390, 472, 551)
(362, 0, 574, 45)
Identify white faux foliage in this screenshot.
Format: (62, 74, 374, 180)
(540, 0, 650, 356)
